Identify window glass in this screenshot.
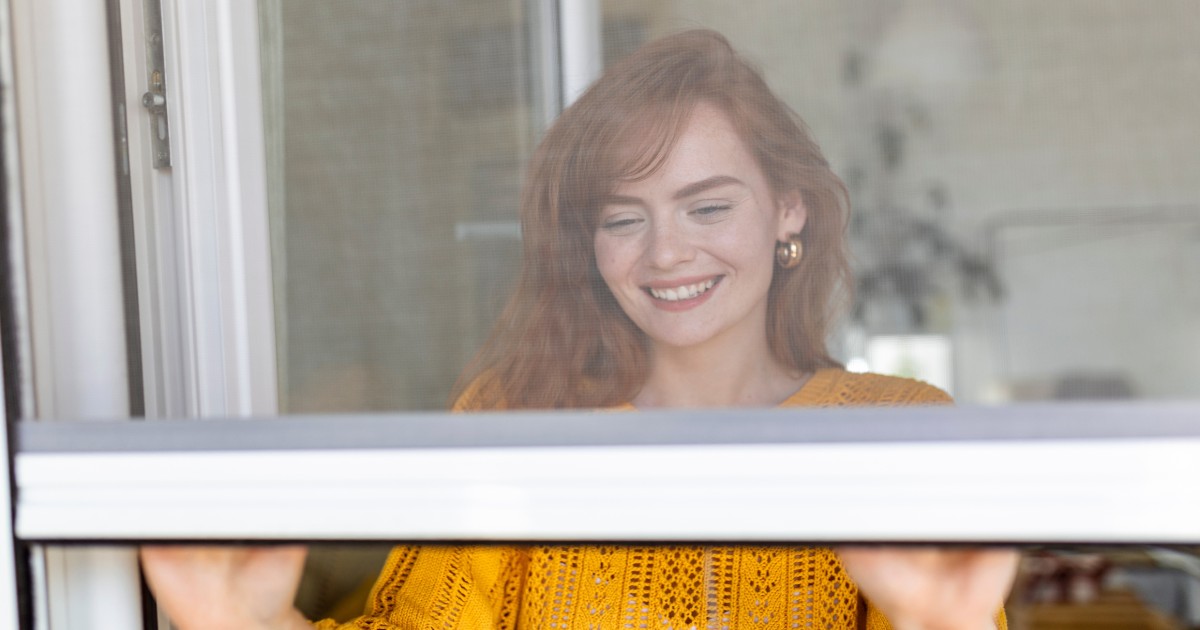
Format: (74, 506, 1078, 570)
(599, 0, 1200, 403)
(266, 2, 1200, 412)
(260, 0, 546, 413)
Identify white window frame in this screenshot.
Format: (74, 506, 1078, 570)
(0, 336, 20, 630)
(154, 0, 279, 419)
(5, 0, 144, 625)
(5, 0, 281, 624)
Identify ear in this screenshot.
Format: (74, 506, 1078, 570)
(775, 191, 807, 241)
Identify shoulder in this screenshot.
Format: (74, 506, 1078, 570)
(450, 373, 508, 412)
(451, 370, 625, 411)
(789, 368, 953, 408)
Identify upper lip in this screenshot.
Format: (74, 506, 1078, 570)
(641, 275, 722, 290)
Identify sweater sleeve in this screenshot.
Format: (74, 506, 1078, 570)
(312, 545, 528, 630)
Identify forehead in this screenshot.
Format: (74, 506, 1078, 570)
(610, 104, 765, 196)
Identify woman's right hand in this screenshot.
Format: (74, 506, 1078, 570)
(140, 545, 311, 630)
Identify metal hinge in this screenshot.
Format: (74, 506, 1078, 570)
(140, 0, 171, 168)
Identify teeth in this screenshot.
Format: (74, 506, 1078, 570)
(649, 278, 716, 302)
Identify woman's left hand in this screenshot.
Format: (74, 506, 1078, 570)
(837, 546, 1019, 630)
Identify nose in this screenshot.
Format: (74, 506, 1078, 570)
(646, 218, 695, 269)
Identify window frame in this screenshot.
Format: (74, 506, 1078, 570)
(12, 406, 1200, 544)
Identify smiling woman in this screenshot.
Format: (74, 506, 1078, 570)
(141, 29, 1015, 630)
(453, 30, 854, 412)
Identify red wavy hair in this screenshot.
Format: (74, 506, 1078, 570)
(452, 29, 852, 409)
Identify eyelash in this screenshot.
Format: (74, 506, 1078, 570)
(692, 204, 732, 218)
(600, 217, 641, 231)
(599, 204, 732, 232)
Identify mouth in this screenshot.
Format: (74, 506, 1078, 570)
(644, 277, 720, 302)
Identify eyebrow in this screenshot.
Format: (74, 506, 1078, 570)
(602, 175, 746, 206)
(673, 175, 745, 200)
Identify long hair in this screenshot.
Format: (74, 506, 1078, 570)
(452, 29, 852, 409)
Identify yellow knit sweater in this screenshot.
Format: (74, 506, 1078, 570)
(316, 369, 1006, 630)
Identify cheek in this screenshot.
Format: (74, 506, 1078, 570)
(714, 223, 771, 262)
(592, 237, 627, 290)
(741, 214, 783, 258)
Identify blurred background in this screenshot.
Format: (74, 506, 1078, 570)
(256, 1, 1200, 627)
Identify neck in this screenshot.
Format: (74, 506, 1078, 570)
(633, 330, 806, 409)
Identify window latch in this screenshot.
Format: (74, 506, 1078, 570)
(140, 0, 171, 169)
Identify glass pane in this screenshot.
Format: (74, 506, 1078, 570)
(260, 0, 548, 414)
(599, 0, 1200, 404)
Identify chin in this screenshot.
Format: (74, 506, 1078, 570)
(642, 329, 721, 351)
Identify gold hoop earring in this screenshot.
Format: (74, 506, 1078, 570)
(775, 236, 803, 269)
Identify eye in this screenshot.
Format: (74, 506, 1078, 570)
(690, 203, 732, 222)
(599, 214, 643, 234)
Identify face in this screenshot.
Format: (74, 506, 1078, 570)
(593, 104, 806, 353)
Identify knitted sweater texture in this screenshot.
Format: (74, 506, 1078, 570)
(316, 369, 1003, 630)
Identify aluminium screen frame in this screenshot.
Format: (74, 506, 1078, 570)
(14, 402, 1200, 545)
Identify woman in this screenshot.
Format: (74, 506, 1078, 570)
(143, 29, 1016, 629)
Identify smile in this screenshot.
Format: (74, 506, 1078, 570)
(645, 278, 718, 302)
